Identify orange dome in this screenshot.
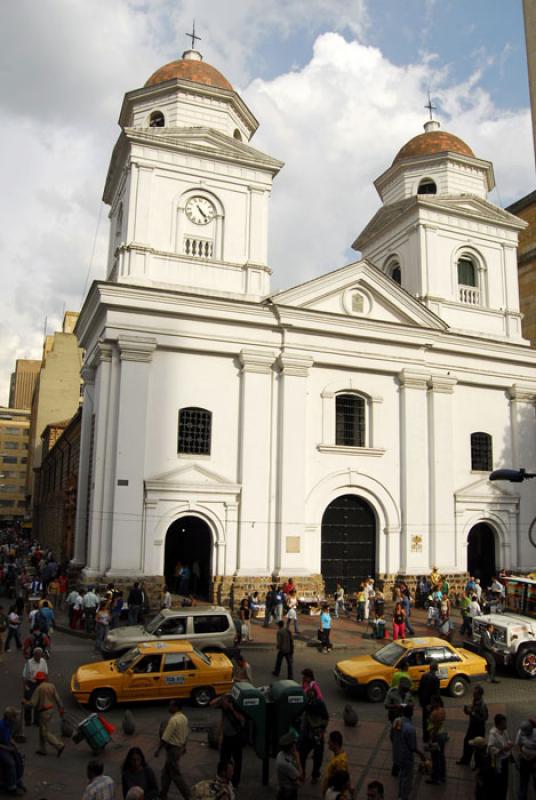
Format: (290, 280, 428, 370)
(393, 130, 474, 165)
(145, 57, 233, 92)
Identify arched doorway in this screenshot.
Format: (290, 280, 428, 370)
(321, 494, 376, 595)
(164, 516, 212, 599)
(467, 523, 496, 588)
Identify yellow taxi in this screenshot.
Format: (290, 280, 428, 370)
(334, 637, 488, 702)
(71, 641, 233, 711)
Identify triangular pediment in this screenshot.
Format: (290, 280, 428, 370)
(421, 195, 526, 229)
(146, 463, 237, 488)
(271, 259, 448, 330)
(455, 476, 517, 501)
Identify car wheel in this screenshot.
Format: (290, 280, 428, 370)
(191, 687, 215, 708)
(90, 689, 116, 712)
(515, 646, 536, 679)
(447, 676, 468, 698)
(366, 681, 387, 703)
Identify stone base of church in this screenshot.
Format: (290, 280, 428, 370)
(212, 574, 325, 609)
(379, 572, 470, 598)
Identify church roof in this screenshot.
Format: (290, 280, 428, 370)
(393, 129, 474, 164)
(145, 54, 233, 92)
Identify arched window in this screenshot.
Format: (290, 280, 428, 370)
(471, 432, 492, 471)
(418, 178, 437, 195)
(391, 264, 401, 285)
(178, 407, 212, 455)
(458, 256, 477, 287)
(149, 110, 165, 128)
(335, 394, 365, 447)
(233, 129, 242, 141)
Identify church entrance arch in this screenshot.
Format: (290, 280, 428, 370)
(467, 523, 496, 588)
(321, 494, 376, 596)
(164, 516, 212, 600)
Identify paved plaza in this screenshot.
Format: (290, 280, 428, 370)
(1, 605, 534, 800)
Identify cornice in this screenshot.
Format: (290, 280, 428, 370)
(508, 384, 536, 403)
(317, 445, 385, 457)
(427, 375, 457, 394)
(277, 352, 314, 377)
(239, 349, 277, 374)
(117, 335, 157, 362)
(398, 369, 430, 389)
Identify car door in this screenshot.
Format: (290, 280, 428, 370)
(424, 646, 453, 685)
(156, 615, 188, 642)
(160, 652, 198, 700)
(403, 649, 428, 689)
(122, 653, 163, 701)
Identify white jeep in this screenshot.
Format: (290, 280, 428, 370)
(472, 576, 536, 679)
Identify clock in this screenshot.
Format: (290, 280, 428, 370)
(185, 196, 216, 225)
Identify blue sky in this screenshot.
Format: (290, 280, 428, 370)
(0, 0, 533, 403)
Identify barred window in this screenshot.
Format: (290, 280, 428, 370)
(178, 407, 212, 455)
(471, 432, 492, 471)
(335, 394, 365, 447)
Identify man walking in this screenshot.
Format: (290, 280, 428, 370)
(479, 623, 499, 683)
(417, 661, 439, 743)
(273, 620, 294, 679)
(27, 672, 65, 757)
(393, 705, 425, 800)
(155, 699, 190, 800)
(22, 646, 48, 725)
(82, 759, 115, 800)
(211, 693, 246, 790)
(83, 586, 99, 633)
(457, 684, 488, 766)
(127, 582, 144, 626)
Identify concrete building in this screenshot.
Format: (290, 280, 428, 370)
(8, 360, 41, 410)
(0, 407, 30, 525)
(73, 48, 536, 603)
(26, 312, 84, 507)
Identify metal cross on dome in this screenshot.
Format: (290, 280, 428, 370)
(186, 20, 201, 50)
(425, 91, 437, 120)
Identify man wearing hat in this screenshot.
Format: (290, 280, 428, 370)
(26, 672, 65, 757)
(276, 732, 303, 800)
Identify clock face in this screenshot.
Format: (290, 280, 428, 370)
(185, 196, 216, 225)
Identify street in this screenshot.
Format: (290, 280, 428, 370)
(1, 608, 534, 800)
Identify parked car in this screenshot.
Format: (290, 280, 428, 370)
(334, 636, 488, 702)
(101, 605, 236, 657)
(71, 640, 233, 711)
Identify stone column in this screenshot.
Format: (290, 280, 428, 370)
(427, 375, 457, 569)
(107, 335, 157, 576)
(72, 365, 95, 567)
(398, 369, 430, 575)
(236, 349, 276, 575)
(275, 352, 313, 575)
(508, 384, 536, 568)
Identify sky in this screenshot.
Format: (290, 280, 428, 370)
(0, 0, 534, 404)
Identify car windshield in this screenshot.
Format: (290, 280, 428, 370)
(504, 578, 536, 620)
(372, 642, 406, 666)
(115, 647, 141, 672)
(193, 647, 211, 666)
(145, 613, 166, 634)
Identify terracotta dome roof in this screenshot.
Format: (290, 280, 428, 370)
(145, 57, 233, 91)
(393, 129, 474, 165)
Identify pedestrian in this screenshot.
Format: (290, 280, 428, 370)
(417, 661, 439, 743)
(276, 732, 303, 800)
(127, 582, 144, 626)
(160, 585, 172, 610)
(263, 585, 276, 627)
(479, 623, 500, 683)
(111, 590, 124, 629)
(392, 601, 406, 640)
(356, 583, 366, 622)
(425, 695, 447, 785)
(155, 699, 190, 800)
(37, 600, 54, 634)
(286, 590, 299, 635)
(122, 746, 159, 800)
(82, 759, 116, 800)
(273, 620, 294, 679)
(457, 684, 489, 766)
(210, 693, 245, 789)
(56, 573, 68, 609)
(27, 672, 65, 757)
(391, 659, 410, 688)
(515, 719, 536, 800)
(325, 770, 352, 800)
(320, 603, 332, 654)
(95, 600, 111, 651)
(22, 645, 48, 725)
(392, 705, 425, 800)
(232, 653, 253, 684)
(488, 714, 513, 800)
(274, 586, 285, 623)
(400, 590, 414, 635)
(364, 578, 375, 621)
(65, 586, 78, 626)
(83, 586, 99, 632)
(385, 677, 413, 776)
(459, 591, 472, 636)
(238, 598, 251, 642)
(0, 706, 26, 796)
(4, 605, 22, 652)
(248, 591, 261, 620)
(334, 583, 345, 619)
(69, 589, 83, 630)
(297, 675, 329, 785)
(321, 730, 349, 794)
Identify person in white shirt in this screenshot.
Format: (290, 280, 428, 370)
(468, 596, 481, 620)
(161, 586, 172, 610)
(488, 714, 513, 800)
(22, 647, 48, 724)
(474, 579, 482, 602)
(83, 588, 99, 633)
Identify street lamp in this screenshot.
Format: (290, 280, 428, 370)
(489, 468, 536, 483)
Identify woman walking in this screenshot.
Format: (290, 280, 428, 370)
(320, 603, 332, 653)
(392, 602, 406, 640)
(239, 598, 252, 642)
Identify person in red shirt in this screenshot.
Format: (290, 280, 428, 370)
(57, 575, 68, 610)
(282, 578, 295, 597)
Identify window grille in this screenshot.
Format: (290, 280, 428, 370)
(178, 407, 212, 455)
(335, 394, 365, 447)
(471, 432, 492, 471)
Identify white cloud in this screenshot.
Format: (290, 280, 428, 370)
(0, 4, 533, 404)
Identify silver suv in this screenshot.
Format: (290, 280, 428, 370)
(101, 606, 236, 657)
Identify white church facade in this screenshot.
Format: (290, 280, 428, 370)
(73, 47, 536, 602)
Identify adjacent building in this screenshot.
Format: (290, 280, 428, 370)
(8, 360, 41, 410)
(73, 47, 536, 603)
(0, 407, 30, 525)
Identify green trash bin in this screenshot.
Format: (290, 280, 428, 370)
(78, 713, 111, 754)
(230, 682, 267, 758)
(269, 680, 305, 756)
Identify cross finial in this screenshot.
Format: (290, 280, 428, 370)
(186, 20, 201, 50)
(425, 90, 437, 121)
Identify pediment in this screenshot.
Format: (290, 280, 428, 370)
(420, 195, 526, 229)
(146, 463, 237, 488)
(455, 476, 517, 502)
(271, 259, 448, 330)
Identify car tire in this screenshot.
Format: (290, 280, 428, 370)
(515, 646, 536, 679)
(366, 681, 387, 703)
(191, 687, 215, 707)
(90, 689, 116, 712)
(447, 676, 468, 698)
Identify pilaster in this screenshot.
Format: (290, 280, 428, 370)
(427, 375, 457, 568)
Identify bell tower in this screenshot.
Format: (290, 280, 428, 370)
(103, 44, 283, 298)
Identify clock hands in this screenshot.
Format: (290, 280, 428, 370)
(194, 200, 208, 221)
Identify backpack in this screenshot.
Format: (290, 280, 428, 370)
(37, 610, 49, 633)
